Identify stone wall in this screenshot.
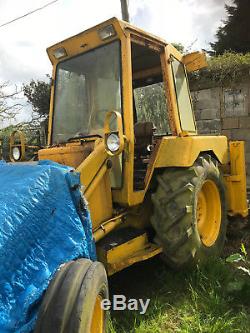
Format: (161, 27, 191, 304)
(191, 80, 250, 187)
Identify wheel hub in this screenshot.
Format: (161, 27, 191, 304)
(197, 180, 221, 247)
(90, 295, 104, 333)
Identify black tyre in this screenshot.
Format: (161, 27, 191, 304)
(2, 136, 10, 161)
(151, 154, 227, 268)
(35, 259, 109, 333)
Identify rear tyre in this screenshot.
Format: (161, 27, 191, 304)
(35, 259, 108, 333)
(151, 155, 227, 268)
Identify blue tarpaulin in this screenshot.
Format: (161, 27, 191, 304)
(0, 160, 96, 332)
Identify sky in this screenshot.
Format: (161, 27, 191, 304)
(0, 0, 229, 125)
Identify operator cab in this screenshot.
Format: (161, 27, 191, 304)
(40, 17, 207, 208)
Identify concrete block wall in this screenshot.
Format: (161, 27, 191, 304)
(192, 88, 222, 134)
(191, 82, 250, 187)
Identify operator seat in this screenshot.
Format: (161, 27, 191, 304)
(134, 121, 154, 154)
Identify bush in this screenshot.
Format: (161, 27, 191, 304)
(189, 52, 250, 87)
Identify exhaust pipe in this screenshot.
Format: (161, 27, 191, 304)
(120, 0, 130, 22)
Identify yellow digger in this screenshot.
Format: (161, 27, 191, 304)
(8, 18, 249, 332)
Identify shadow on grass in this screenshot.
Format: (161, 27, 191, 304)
(108, 256, 250, 333)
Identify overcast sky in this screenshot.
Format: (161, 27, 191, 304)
(0, 0, 229, 124)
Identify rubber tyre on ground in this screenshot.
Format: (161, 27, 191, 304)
(35, 259, 108, 333)
(151, 154, 227, 268)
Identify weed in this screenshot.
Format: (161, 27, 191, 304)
(108, 257, 250, 333)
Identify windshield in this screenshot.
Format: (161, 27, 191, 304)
(52, 41, 121, 143)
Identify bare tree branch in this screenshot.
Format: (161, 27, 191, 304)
(0, 82, 23, 122)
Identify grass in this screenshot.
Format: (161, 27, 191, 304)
(107, 227, 250, 333)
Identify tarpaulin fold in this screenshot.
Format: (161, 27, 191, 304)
(0, 160, 96, 332)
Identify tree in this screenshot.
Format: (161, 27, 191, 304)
(172, 43, 185, 53)
(134, 83, 171, 134)
(0, 82, 21, 122)
(23, 78, 51, 122)
(0, 82, 22, 160)
(211, 0, 250, 54)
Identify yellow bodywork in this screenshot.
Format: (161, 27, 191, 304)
(97, 233, 162, 276)
(39, 141, 94, 168)
(183, 51, 208, 73)
(39, 140, 113, 228)
(154, 135, 228, 168)
(224, 141, 248, 217)
(38, 17, 248, 274)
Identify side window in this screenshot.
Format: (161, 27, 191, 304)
(171, 57, 196, 133)
(134, 83, 170, 135)
(131, 42, 170, 135)
(131, 41, 170, 191)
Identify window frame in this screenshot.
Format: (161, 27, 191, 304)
(130, 40, 170, 136)
(170, 55, 197, 134)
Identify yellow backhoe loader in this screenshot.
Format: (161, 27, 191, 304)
(5, 18, 249, 332)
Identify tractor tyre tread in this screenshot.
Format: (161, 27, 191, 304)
(151, 155, 227, 268)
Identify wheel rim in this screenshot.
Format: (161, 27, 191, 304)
(90, 295, 104, 333)
(197, 180, 221, 247)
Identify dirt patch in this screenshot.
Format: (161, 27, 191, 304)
(224, 215, 250, 257)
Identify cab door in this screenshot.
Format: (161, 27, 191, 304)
(130, 39, 171, 191)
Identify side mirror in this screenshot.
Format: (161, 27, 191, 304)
(9, 130, 26, 162)
(104, 111, 125, 156)
(182, 51, 208, 73)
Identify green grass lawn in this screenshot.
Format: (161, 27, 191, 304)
(108, 224, 250, 333)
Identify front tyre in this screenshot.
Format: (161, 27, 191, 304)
(151, 155, 227, 268)
(35, 259, 108, 333)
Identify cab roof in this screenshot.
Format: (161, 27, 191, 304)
(47, 17, 169, 65)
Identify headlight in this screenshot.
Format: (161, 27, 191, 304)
(106, 133, 120, 152)
(12, 147, 21, 161)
